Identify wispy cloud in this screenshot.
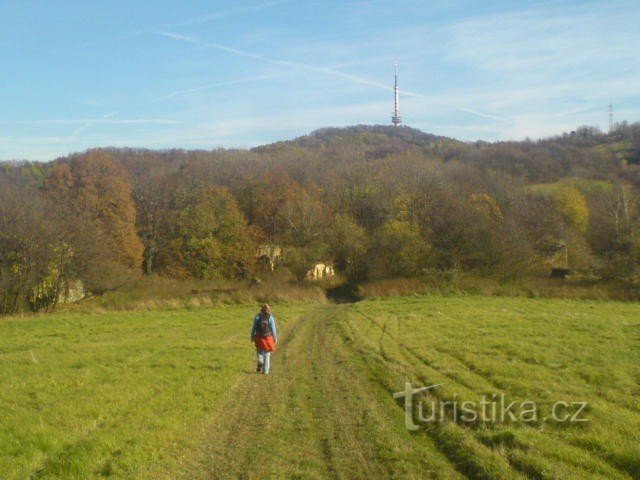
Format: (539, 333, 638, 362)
(444, 3, 640, 101)
(447, 4, 639, 77)
(0, 113, 181, 159)
(2, 117, 179, 126)
(419, 1, 640, 136)
(0, 112, 179, 149)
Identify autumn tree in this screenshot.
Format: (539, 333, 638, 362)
(43, 150, 143, 292)
(0, 177, 67, 313)
(275, 185, 333, 282)
(235, 167, 304, 242)
(132, 168, 174, 274)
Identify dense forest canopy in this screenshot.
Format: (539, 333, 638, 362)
(2, 122, 640, 314)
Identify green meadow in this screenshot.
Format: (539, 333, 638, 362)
(1, 297, 639, 479)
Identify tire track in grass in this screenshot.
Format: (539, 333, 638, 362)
(390, 326, 635, 479)
(343, 305, 632, 480)
(347, 311, 567, 480)
(338, 315, 522, 480)
(328, 313, 467, 480)
(354, 308, 507, 395)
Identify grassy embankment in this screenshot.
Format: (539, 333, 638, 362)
(1, 296, 639, 479)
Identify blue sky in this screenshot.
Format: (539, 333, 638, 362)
(1, 0, 639, 160)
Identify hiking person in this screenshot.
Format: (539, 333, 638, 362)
(251, 303, 278, 374)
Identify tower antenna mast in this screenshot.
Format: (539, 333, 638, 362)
(392, 64, 402, 126)
(608, 103, 614, 133)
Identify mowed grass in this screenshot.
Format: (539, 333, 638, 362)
(338, 296, 640, 479)
(0, 305, 301, 479)
(1, 296, 639, 479)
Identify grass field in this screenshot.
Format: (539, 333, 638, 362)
(1, 296, 639, 479)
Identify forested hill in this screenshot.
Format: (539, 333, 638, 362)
(3, 123, 639, 185)
(257, 125, 454, 150)
(2, 122, 640, 314)
(104, 123, 640, 184)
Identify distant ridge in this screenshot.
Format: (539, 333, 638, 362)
(255, 124, 454, 151)
(1, 122, 638, 169)
(306, 125, 449, 145)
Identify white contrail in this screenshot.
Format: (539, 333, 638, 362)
(157, 30, 511, 123)
(454, 106, 510, 123)
(549, 106, 597, 119)
(120, 1, 291, 41)
(69, 111, 123, 141)
(174, 0, 291, 27)
(156, 31, 424, 96)
(69, 122, 93, 140)
(155, 31, 200, 45)
(159, 74, 285, 101)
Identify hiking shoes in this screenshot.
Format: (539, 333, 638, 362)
(256, 362, 264, 373)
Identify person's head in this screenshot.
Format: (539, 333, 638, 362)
(261, 303, 271, 315)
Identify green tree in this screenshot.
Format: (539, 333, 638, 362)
(551, 186, 589, 233)
(372, 220, 429, 278)
(327, 214, 369, 282)
(283, 244, 328, 284)
(156, 174, 255, 279)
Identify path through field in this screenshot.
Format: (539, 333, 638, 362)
(185, 305, 464, 480)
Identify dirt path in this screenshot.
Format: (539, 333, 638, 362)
(183, 305, 463, 480)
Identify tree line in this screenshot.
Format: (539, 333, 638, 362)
(1, 123, 640, 314)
